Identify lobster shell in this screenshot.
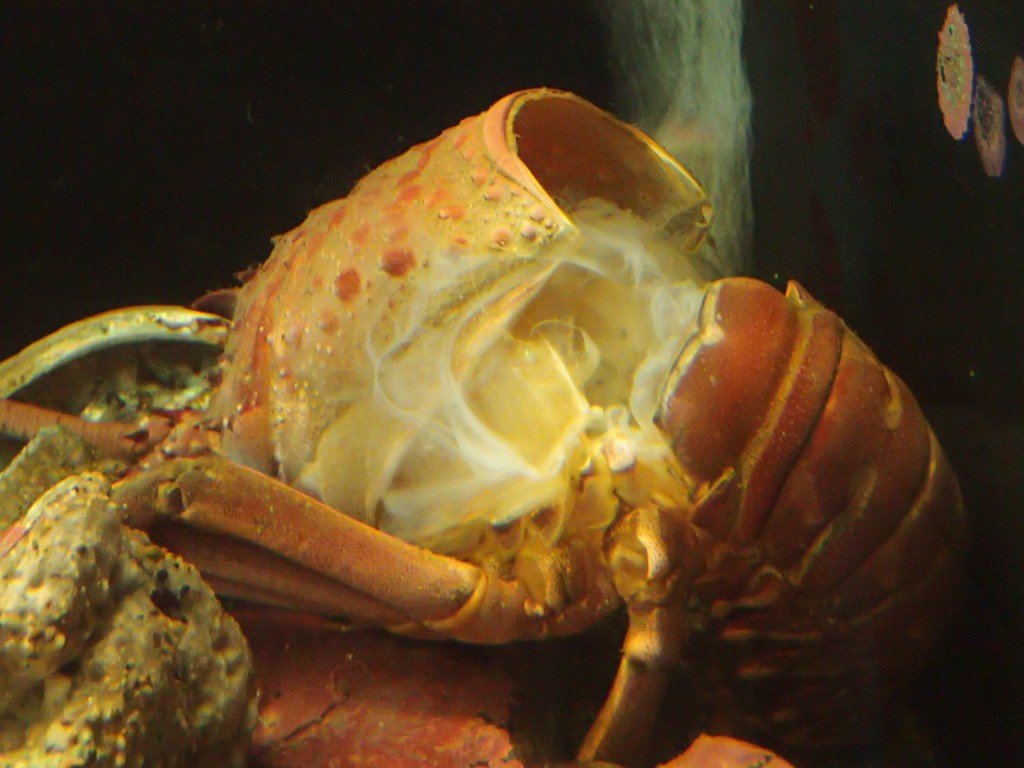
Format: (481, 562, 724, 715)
(211, 89, 712, 494)
(657, 277, 968, 750)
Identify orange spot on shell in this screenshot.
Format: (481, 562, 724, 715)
(397, 169, 419, 186)
(318, 311, 340, 334)
(334, 268, 362, 302)
(329, 205, 348, 227)
(427, 187, 449, 207)
(381, 248, 416, 277)
(304, 230, 326, 255)
(396, 184, 422, 205)
(491, 227, 512, 248)
(396, 139, 439, 186)
(351, 224, 370, 248)
(438, 205, 465, 221)
(458, 133, 478, 162)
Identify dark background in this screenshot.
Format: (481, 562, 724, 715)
(2, 2, 1022, 765)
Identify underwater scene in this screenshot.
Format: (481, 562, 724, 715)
(1, 2, 1022, 766)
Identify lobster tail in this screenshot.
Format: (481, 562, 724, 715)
(655, 277, 967, 749)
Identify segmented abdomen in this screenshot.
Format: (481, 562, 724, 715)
(657, 277, 967, 751)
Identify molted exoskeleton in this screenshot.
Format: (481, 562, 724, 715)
(213, 89, 717, 557)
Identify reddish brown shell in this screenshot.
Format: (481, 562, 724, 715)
(657, 277, 967, 751)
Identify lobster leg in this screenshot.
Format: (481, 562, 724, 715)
(0, 398, 171, 461)
(578, 600, 688, 765)
(112, 454, 615, 645)
(575, 503, 698, 765)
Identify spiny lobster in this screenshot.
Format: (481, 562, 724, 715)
(0, 89, 966, 766)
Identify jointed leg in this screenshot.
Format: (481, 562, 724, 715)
(0, 398, 170, 460)
(578, 601, 688, 765)
(112, 454, 613, 644)
(578, 502, 696, 765)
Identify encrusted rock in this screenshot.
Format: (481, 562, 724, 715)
(0, 469, 256, 767)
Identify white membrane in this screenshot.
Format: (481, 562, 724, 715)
(299, 202, 707, 551)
